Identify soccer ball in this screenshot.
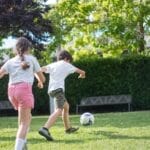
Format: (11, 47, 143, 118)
(80, 112, 94, 126)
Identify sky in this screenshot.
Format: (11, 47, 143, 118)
(46, 0, 57, 4)
(1, 37, 17, 49)
(0, 0, 57, 49)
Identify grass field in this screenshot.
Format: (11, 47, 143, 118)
(0, 111, 150, 150)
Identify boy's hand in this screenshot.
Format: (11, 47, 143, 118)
(37, 82, 44, 89)
(76, 68, 86, 79)
(78, 72, 86, 79)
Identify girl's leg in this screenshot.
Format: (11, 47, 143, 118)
(15, 107, 32, 150)
(62, 101, 71, 130)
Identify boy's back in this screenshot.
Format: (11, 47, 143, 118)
(45, 60, 77, 92)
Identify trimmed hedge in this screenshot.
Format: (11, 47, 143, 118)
(65, 56, 150, 112)
(0, 55, 150, 114)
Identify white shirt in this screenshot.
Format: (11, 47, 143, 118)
(1, 55, 41, 85)
(45, 60, 77, 93)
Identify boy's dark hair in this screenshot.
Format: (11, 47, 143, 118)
(57, 50, 73, 62)
(16, 37, 31, 70)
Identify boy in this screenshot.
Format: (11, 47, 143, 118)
(39, 50, 85, 141)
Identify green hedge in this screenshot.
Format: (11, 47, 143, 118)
(65, 56, 150, 112)
(0, 55, 150, 114)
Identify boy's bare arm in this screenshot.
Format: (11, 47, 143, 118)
(75, 68, 86, 78)
(41, 66, 47, 72)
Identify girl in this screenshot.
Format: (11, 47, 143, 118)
(0, 37, 45, 150)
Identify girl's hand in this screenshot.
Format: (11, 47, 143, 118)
(37, 82, 44, 89)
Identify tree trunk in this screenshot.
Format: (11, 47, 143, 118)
(138, 19, 145, 52)
(138, 0, 145, 52)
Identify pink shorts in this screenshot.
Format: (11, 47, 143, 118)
(8, 82, 34, 110)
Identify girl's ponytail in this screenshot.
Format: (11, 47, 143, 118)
(16, 37, 31, 70)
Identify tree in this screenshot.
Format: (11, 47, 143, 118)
(100, 0, 150, 52)
(0, 0, 53, 50)
(47, 0, 150, 57)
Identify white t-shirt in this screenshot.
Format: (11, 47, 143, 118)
(45, 60, 77, 93)
(1, 54, 41, 85)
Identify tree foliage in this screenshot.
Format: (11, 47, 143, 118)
(0, 0, 53, 50)
(47, 0, 150, 57)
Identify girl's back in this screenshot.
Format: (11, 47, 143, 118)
(2, 54, 40, 85)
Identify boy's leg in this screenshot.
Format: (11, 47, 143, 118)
(43, 89, 64, 129)
(62, 101, 71, 130)
(39, 88, 64, 141)
(62, 101, 79, 133)
(15, 107, 31, 150)
(39, 108, 62, 141)
(44, 108, 62, 129)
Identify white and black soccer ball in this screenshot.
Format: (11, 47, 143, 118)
(80, 112, 94, 126)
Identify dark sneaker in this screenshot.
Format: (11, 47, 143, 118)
(65, 127, 79, 134)
(22, 142, 28, 150)
(38, 127, 54, 141)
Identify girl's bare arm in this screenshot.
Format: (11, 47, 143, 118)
(34, 71, 46, 88)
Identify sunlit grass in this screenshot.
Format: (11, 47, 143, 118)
(0, 111, 150, 150)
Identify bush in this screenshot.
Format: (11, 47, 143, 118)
(0, 55, 150, 114)
(66, 55, 150, 112)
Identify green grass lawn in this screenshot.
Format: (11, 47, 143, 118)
(0, 111, 150, 150)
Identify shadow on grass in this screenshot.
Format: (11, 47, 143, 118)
(29, 138, 84, 144)
(0, 136, 84, 145)
(0, 136, 15, 141)
(90, 130, 150, 140)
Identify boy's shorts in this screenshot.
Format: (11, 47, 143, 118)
(49, 88, 66, 109)
(8, 82, 34, 110)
